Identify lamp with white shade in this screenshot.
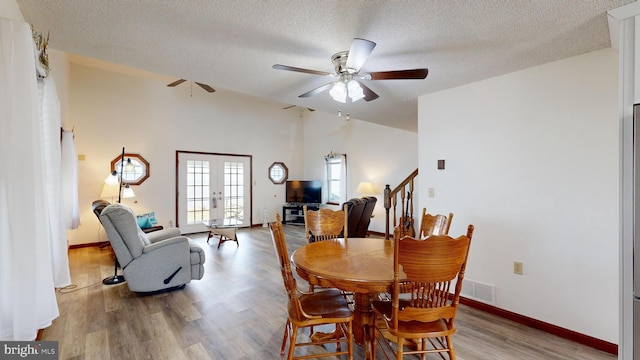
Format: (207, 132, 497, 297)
(100, 171, 120, 202)
(121, 184, 135, 199)
(356, 181, 376, 197)
(100, 184, 120, 202)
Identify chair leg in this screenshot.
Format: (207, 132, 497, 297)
(287, 324, 299, 360)
(396, 337, 404, 360)
(447, 335, 456, 360)
(347, 321, 353, 360)
(280, 320, 290, 356)
(369, 324, 377, 360)
(418, 339, 426, 360)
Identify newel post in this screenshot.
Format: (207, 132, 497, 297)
(384, 184, 391, 240)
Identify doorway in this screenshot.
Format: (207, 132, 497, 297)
(176, 151, 252, 234)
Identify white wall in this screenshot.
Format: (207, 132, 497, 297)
(302, 112, 418, 233)
(418, 48, 619, 342)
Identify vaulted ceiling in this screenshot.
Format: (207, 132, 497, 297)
(17, 0, 633, 132)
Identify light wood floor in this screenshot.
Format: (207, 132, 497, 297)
(44, 225, 616, 360)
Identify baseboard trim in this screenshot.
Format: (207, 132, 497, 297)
(459, 297, 617, 355)
(368, 230, 386, 237)
(69, 242, 106, 249)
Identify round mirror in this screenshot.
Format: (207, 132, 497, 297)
(269, 162, 288, 184)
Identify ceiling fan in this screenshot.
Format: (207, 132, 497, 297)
(273, 38, 428, 103)
(167, 79, 216, 93)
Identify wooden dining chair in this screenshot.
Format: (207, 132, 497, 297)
(303, 204, 354, 333)
(303, 204, 348, 243)
(269, 214, 354, 360)
(418, 208, 453, 238)
(303, 204, 354, 301)
(369, 225, 474, 360)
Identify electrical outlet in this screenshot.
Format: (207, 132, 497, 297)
(513, 261, 523, 275)
(428, 187, 435, 198)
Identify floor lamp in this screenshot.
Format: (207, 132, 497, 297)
(102, 146, 135, 285)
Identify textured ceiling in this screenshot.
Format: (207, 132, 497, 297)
(17, 0, 633, 132)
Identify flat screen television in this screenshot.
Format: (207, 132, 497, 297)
(286, 180, 322, 204)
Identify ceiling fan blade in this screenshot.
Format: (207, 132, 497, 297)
(273, 64, 333, 76)
(355, 80, 379, 102)
(299, 82, 335, 98)
(195, 82, 216, 93)
(283, 105, 316, 111)
(167, 79, 187, 87)
(345, 38, 376, 72)
(368, 68, 429, 80)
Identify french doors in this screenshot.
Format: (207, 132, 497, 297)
(176, 151, 251, 234)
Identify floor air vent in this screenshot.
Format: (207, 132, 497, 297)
(461, 279, 496, 305)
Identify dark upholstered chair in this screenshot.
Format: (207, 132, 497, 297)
(358, 196, 377, 236)
(342, 196, 377, 238)
(92, 199, 110, 219)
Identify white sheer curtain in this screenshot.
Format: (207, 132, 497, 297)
(61, 130, 80, 230)
(39, 77, 72, 287)
(0, 17, 60, 340)
(337, 154, 347, 204)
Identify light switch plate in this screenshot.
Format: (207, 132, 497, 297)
(513, 261, 523, 275)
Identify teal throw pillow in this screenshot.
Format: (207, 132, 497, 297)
(136, 217, 153, 229)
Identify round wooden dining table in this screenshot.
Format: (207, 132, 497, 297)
(291, 237, 400, 349)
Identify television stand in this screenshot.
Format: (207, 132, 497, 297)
(282, 203, 319, 224)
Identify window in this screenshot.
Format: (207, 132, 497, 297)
(186, 160, 210, 224)
(223, 161, 245, 219)
(268, 162, 288, 184)
(111, 153, 149, 185)
(325, 153, 346, 204)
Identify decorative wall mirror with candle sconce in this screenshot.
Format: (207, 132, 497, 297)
(111, 153, 149, 185)
(268, 162, 288, 184)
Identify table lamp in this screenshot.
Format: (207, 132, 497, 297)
(356, 181, 375, 197)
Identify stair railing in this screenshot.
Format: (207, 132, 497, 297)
(384, 168, 418, 240)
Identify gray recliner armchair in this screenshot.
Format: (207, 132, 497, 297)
(99, 203, 205, 292)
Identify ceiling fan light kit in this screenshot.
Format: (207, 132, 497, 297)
(329, 81, 347, 103)
(346, 79, 364, 101)
(273, 38, 428, 104)
(329, 78, 365, 103)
